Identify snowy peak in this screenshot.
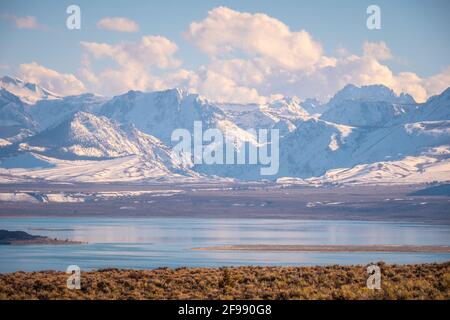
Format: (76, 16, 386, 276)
(25, 112, 143, 159)
(0, 76, 60, 105)
(0, 81, 449, 184)
(413, 87, 450, 122)
(100, 88, 225, 145)
(22, 112, 122, 157)
(16, 111, 194, 178)
(300, 98, 326, 115)
(320, 84, 419, 127)
(265, 97, 310, 119)
(327, 84, 416, 107)
(0, 87, 36, 135)
(320, 100, 413, 127)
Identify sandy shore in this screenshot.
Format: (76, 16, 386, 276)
(193, 244, 450, 253)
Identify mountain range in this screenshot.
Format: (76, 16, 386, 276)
(0, 75, 449, 185)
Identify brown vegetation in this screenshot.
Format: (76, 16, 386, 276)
(0, 262, 449, 300)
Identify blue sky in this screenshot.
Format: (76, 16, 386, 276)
(1, 0, 449, 102)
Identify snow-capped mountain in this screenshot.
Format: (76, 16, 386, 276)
(217, 97, 310, 136)
(0, 111, 195, 181)
(0, 88, 36, 145)
(100, 88, 226, 146)
(29, 93, 107, 131)
(0, 76, 60, 105)
(0, 88, 35, 129)
(320, 84, 418, 127)
(299, 98, 327, 115)
(325, 84, 416, 108)
(0, 77, 449, 185)
(414, 87, 450, 122)
(320, 100, 415, 127)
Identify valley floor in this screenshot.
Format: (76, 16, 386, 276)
(0, 263, 448, 300)
(0, 182, 449, 223)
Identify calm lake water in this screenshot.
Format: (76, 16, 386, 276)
(0, 217, 449, 272)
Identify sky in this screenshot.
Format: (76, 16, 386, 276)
(1, 0, 449, 103)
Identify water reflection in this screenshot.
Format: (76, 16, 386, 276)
(0, 217, 449, 272)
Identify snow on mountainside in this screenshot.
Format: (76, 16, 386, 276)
(0, 78, 107, 144)
(0, 88, 36, 144)
(278, 118, 450, 179)
(100, 88, 226, 145)
(299, 98, 327, 115)
(325, 84, 415, 108)
(26, 111, 150, 159)
(0, 112, 196, 180)
(29, 93, 107, 131)
(0, 88, 35, 130)
(320, 84, 417, 127)
(0, 76, 449, 185)
(217, 97, 310, 136)
(305, 146, 450, 186)
(0, 153, 199, 183)
(278, 118, 358, 178)
(414, 87, 450, 122)
(0, 76, 60, 104)
(320, 100, 414, 127)
(24, 112, 189, 171)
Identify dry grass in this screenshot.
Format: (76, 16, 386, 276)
(0, 262, 448, 300)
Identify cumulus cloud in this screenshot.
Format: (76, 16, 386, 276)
(182, 8, 450, 103)
(423, 66, 450, 97)
(18, 62, 86, 95)
(76, 7, 449, 103)
(97, 17, 139, 32)
(195, 68, 266, 104)
(81, 36, 180, 69)
(1, 14, 45, 30)
(184, 7, 323, 71)
(81, 36, 182, 95)
(363, 41, 392, 61)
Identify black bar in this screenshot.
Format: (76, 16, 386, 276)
(0, 300, 447, 318)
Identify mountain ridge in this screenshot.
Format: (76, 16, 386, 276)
(0, 76, 449, 185)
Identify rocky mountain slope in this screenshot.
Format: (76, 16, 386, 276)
(0, 76, 448, 185)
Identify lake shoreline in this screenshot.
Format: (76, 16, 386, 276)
(193, 244, 450, 253)
(0, 214, 449, 226)
(1, 183, 449, 224)
(0, 229, 82, 246)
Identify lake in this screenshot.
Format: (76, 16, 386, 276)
(0, 217, 449, 272)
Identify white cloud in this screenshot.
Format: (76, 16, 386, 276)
(81, 36, 180, 69)
(184, 7, 323, 71)
(18, 62, 86, 95)
(185, 9, 449, 103)
(97, 17, 139, 32)
(423, 66, 450, 97)
(195, 68, 267, 104)
(363, 41, 392, 61)
(182, 7, 414, 102)
(1, 14, 45, 30)
(76, 7, 449, 103)
(81, 36, 181, 95)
